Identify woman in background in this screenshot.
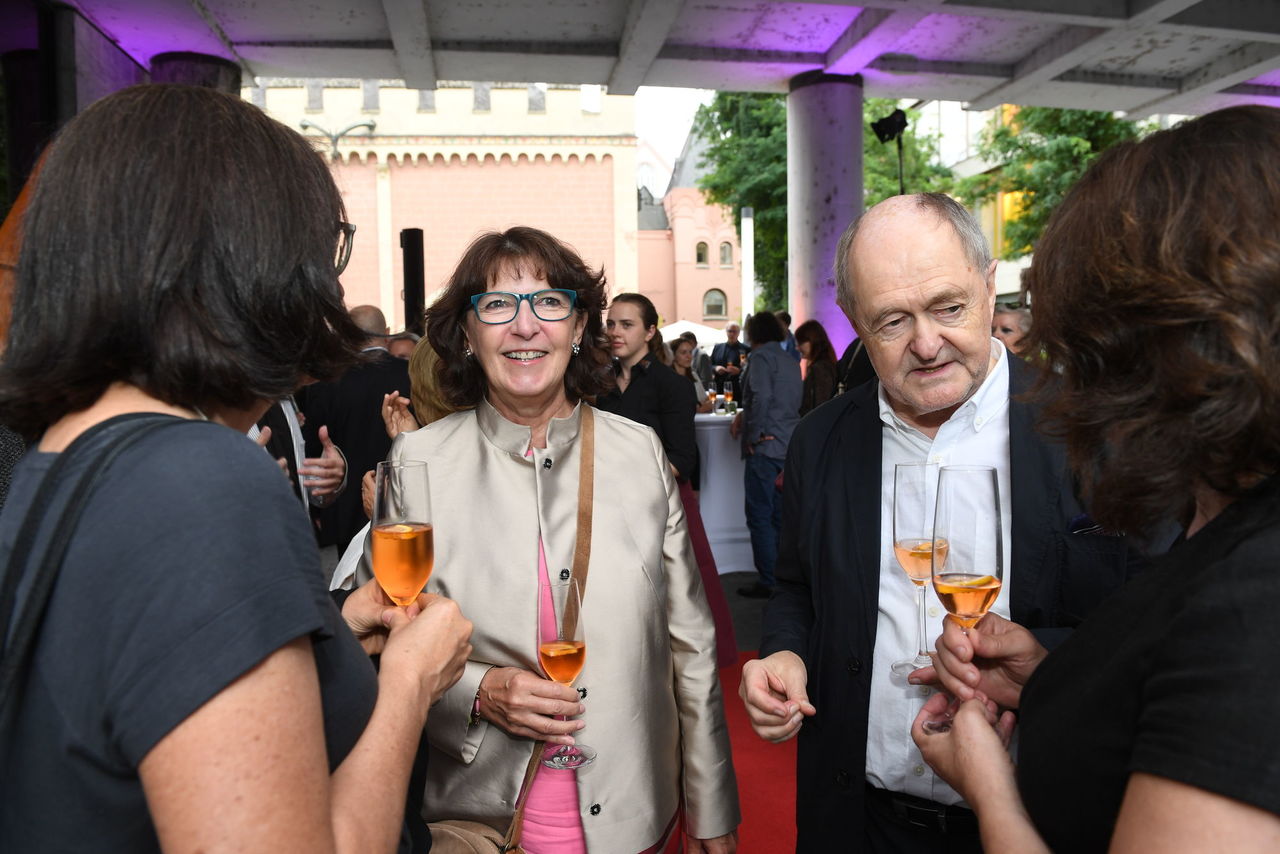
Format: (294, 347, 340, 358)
(912, 104, 1280, 853)
(793, 319, 838, 415)
(672, 336, 714, 414)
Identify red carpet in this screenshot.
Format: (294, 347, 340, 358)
(719, 650, 796, 852)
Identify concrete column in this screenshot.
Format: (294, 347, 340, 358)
(786, 71, 862, 355)
(740, 206, 755, 322)
(150, 52, 241, 93)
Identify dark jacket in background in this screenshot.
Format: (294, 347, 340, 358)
(596, 354, 698, 481)
(799, 359, 839, 416)
(299, 347, 411, 551)
(741, 341, 801, 461)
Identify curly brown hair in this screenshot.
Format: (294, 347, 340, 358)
(425, 227, 613, 407)
(1027, 104, 1280, 535)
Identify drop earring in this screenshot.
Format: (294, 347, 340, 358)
(464, 346, 473, 358)
(571, 341, 581, 355)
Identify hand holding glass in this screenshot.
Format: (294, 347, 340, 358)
(890, 462, 944, 676)
(932, 466, 1003, 630)
(538, 578, 596, 768)
(371, 460, 434, 606)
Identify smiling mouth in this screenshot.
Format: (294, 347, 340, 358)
(504, 350, 547, 361)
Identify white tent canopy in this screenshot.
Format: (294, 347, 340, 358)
(658, 319, 729, 349)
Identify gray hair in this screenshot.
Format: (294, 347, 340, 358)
(834, 193, 992, 320)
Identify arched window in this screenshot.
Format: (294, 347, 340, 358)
(719, 242, 733, 267)
(695, 242, 709, 267)
(703, 289, 728, 319)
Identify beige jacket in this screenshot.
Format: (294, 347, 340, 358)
(385, 400, 740, 850)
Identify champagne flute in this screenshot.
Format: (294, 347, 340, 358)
(371, 460, 434, 606)
(889, 462, 944, 677)
(538, 578, 596, 769)
(932, 465, 1003, 630)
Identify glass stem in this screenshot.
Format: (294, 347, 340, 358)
(915, 583, 929, 659)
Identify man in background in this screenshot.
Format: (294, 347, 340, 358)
(300, 305, 411, 554)
(711, 322, 750, 398)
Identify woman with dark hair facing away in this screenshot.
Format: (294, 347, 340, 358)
(597, 292, 698, 482)
(381, 229, 739, 852)
(730, 312, 801, 599)
(793, 318, 839, 415)
(911, 105, 1280, 852)
(0, 85, 472, 852)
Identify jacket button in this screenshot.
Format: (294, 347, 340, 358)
(835, 770, 851, 787)
(577, 686, 587, 699)
(542, 458, 553, 470)
(589, 803, 601, 816)
(846, 657, 862, 674)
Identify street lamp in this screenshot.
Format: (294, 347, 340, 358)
(299, 119, 377, 161)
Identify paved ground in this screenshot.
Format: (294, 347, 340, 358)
(719, 570, 769, 653)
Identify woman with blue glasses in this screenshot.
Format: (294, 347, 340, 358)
(385, 227, 740, 853)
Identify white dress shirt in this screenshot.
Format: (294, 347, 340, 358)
(865, 340, 1014, 804)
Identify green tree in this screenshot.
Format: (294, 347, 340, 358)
(960, 106, 1141, 259)
(692, 93, 788, 311)
(693, 93, 954, 312)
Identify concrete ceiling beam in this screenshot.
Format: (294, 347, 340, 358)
(608, 0, 686, 96)
(824, 7, 927, 76)
(1126, 40, 1280, 118)
(964, 0, 1200, 110)
(188, 0, 257, 83)
(381, 0, 437, 89)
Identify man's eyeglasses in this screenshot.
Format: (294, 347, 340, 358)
(335, 222, 356, 275)
(469, 289, 578, 324)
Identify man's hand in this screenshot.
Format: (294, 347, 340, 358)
(724, 364, 741, 377)
(298, 425, 345, 499)
(909, 613, 1048, 709)
(361, 469, 376, 520)
(911, 693, 1017, 806)
(740, 651, 815, 743)
(728, 412, 744, 440)
(478, 666, 585, 746)
(252, 426, 290, 479)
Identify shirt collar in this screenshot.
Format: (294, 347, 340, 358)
(877, 339, 1010, 435)
(475, 397, 582, 456)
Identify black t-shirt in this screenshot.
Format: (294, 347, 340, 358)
(596, 355, 698, 479)
(0, 418, 380, 852)
(1018, 476, 1280, 851)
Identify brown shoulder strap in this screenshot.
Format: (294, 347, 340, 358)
(502, 403, 596, 851)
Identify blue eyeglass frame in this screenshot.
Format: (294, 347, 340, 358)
(469, 289, 579, 324)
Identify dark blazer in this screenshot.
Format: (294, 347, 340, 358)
(710, 341, 750, 396)
(760, 353, 1146, 851)
(299, 348, 411, 551)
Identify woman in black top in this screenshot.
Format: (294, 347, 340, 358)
(793, 319, 838, 415)
(596, 293, 697, 479)
(910, 105, 1280, 852)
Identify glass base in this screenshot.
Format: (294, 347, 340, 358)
(889, 654, 933, 677)
(541, 743, 597, 769)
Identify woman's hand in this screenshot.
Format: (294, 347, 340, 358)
(478, 666, 585, 746)
(911, 693, 1017, 806)
(382, 391, 419, 439)
(910, 613, 1048, 709)
(379, 594, 473, 708)
(686, 831, 738, 853)
(342, 578, 413, 655)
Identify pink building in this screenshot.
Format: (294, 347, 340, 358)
(636, 133, 743, 328)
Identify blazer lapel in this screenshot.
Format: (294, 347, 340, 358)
(1007, 356, 1063, 623)
(831, 382, 884, 650)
